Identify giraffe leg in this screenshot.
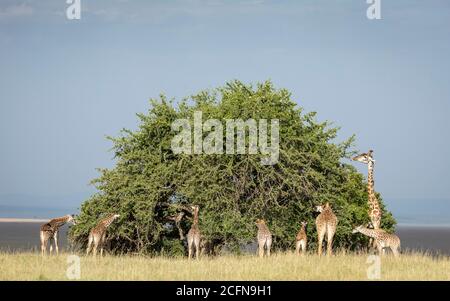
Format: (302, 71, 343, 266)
(100, 233, 106, 257)
(295, 241, 301, 255)
(86, 234, 93, 255)
(40, 231, 46, 256)
(326, 225, 335, 256)
(187, 236, 193, 259)
(92, 236, 99, 257)
(376, 241, 383, 256)
(266, 236, 272, 257)
(49, 237, 53, 255)
(258, 240, 265, 258)
(54, 231, 59, 255)
(42, 238, 49, 256)
(392, 246, 399, 257)
(317, 227, 326, 256)
(300, 240, 306, 255)
(194, 236, 200, 260)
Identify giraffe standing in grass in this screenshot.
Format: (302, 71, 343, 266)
(315, 203, 338, 256)
(86, 213, 120, 257)
(295, 221, 308, 255)
(353, 150, 381, 229)
(353, 150, 382, 247)
(40, 214, 75, 256)
(187, 205, 201, 260)
(352, 225, 401, 257)
(256, 219, 272, 258)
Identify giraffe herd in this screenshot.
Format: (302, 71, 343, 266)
(40, 150, 401, 258)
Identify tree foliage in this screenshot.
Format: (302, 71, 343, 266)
(69, 80, 396, 255)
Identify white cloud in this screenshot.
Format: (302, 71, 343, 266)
(0, 3, 33, 19)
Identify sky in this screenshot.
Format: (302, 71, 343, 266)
(0, 0, 449, 224)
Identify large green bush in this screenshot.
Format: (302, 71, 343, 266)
(69, 80, 395, 255)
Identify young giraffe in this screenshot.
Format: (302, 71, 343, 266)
(295, 221, 308, 255)
(353, 150, 382, 247)
(256, 219, 272, 257)
(187, 205, 201, 260)
(352, 225, 401, 257)
(167, 211, 186, 240)
(40, 214, 75, 256)
(86, 213, 120, 257)
(315, 203, 338, 256)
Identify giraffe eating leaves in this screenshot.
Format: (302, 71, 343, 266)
(86, 213, 120, 257)
(40, 214, 75, 256)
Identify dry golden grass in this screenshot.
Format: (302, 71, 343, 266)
(0, 251, 449, 281)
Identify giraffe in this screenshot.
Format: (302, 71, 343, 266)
(256, 218, 272, 258)
(167, 211, 186, 240)
(40, 214, 75, 256)
(352, 225, 401, 257)
(295, 221, 308, 255)
(315, 202, 338, 256)
(86, 213, 120, 257)
(187, 205, 201, 260)
(353, 150, 382, 247)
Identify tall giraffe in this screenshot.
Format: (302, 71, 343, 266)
(352, 225, 400, 256)
(86, 213, 120, 257)
(315, 202, 338, 256)
(353, 150, 382, 232)
(40, 214, 75, 256)
(187, 205, 201, 260)
(295, 221, 307, 255)
(256, 219, 272, 257)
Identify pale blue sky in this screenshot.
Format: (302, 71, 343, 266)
(0, 1, 449, 223)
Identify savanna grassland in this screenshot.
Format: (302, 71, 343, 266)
(1, 252, 449, 281)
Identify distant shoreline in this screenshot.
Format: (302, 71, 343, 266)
(0, 217, 450, 228)
(0, 218, 49, 223)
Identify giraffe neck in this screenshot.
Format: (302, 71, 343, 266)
(193, 210, 199, 226)
(50, 215, 70, 228)
(257, 224, 267, 231)
(102, 215, 116, 228)
(367, 161, 379, 209)
(357, 227, 379, 239)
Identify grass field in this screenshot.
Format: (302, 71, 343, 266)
(1, 251, 449, 281)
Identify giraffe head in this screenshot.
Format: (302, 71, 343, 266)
(66, 214, 76, 225)
(190, 205, 199, 214)
(255, 218, 266, 226)
(315, 202, 331, 213)
(301, 221, 307, 227)
(352, 150, 374, 164)
(352, 225, 364, 234)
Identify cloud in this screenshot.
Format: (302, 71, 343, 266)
(0, 3, 33, 19)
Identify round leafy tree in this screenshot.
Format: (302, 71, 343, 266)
(69, 80, 396, 255)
